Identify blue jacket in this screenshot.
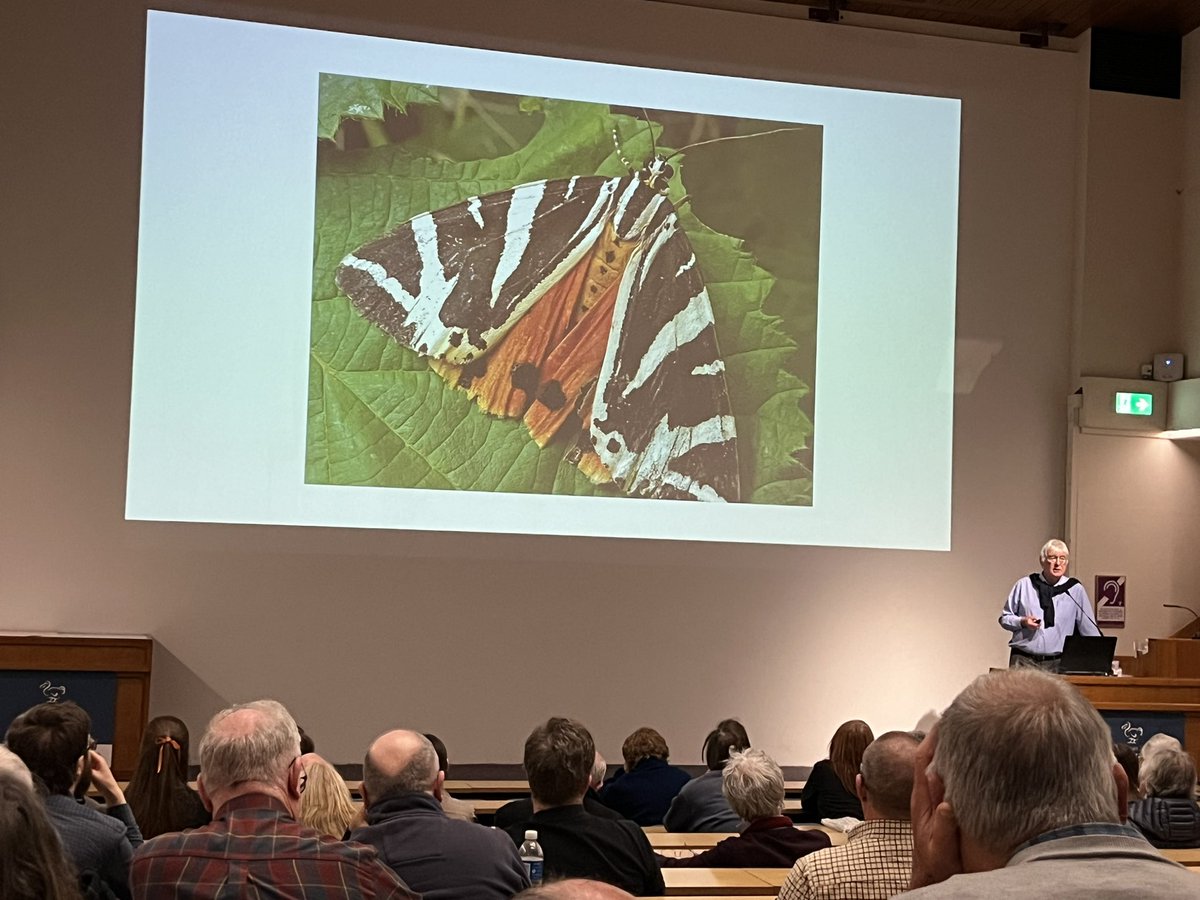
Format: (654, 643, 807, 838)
(599, 757, 691, 826)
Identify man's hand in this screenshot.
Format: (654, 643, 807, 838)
(909, 725, 962, 890)
(88, 750, 127, 807)
(1020, 616, 1041, 630)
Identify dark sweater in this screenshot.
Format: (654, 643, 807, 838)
(659, 815, 831, 867)
(795, 759, 863, 822)
(598, 757, 691, 826)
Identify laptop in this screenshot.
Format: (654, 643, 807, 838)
(1060, 634, 1118, 675)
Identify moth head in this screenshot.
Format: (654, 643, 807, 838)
(641, 158, 674, 193)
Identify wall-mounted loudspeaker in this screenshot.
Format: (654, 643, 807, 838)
(1153, 353, 1184, 382)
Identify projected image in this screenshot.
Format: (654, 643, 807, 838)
(308, 77, 820, 505)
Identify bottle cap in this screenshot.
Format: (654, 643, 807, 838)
(524, 829, 538, 841)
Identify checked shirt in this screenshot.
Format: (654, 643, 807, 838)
(778, 819, 913, 900)
(132, 793, 418, 900)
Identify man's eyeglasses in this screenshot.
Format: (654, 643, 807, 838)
(1045, 555, 1068, 564)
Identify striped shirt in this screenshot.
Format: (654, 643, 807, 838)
(131, 793, 418, 900)
(778, 818, 913, 900)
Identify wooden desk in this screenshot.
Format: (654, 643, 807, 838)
(1162, 848, 1200, 867)
(647, 825, 846, 850)
(662, 868, 786, 896)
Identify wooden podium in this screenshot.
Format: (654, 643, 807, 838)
(0, 634, 152, 778)
(1070, 632, 1200, 772)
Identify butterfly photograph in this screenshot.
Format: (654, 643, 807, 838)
(308, 77, 819, 505)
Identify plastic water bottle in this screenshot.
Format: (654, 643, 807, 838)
(519, 829, 544, 885)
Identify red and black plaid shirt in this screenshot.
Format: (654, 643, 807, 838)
(132, 793, 419, 900)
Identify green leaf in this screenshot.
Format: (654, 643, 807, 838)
(308, 85, 818, 505)
(316, 75, 440, 141)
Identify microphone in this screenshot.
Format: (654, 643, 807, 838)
(1162, 604, 1200, 639)
(1068, 585, 1103, 635)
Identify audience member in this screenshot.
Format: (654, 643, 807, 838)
(662, 748, 829, 867)
(131, 699, 416, 900)
(779, 730, 920, 899)
(125, 716, 210, 839)
(514, 879, 635, 899)
(1139, 733, 1183, 769)
(0, 770, 84, 900)
(504, 717, 664, 896)
(497, 749, 623, 831)
(353, 729, 529, 900)
(598, 727, 690, 826)
(0, 744, 33, 787)
(425, 732, 476, 823)
(664, 718, 749, 833)
(298, 753, 361, 838)
(1113, 743, 1140, 802)
(797, 720, 873, 822)
(6, 701, 143, 900)
(1127, 748, 1200, 849)
(298, 725, 316, 755)
(908, 667, 1196, 897)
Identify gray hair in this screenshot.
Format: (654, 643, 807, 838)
(198, 699, 300, 793)
(1139, 733, 1183, 767)
(859, 731, 922, 819)
(1140, 748, 1197, 800)
(0, 745, 32, 789)
(1039, 539, 1069, 563)
(362, 735, 438, 801)
(932, 668, 1117, 857)
(721, 748, 784, 821)
(590, 752, 607, 788)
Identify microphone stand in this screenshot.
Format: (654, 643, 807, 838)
(1162, 604, 1200, 640)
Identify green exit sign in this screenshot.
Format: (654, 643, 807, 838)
(1115, 392, 1153, 416)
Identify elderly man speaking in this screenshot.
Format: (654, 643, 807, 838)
(999, 538, 1100, 671)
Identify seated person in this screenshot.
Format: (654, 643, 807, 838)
(664, 718, 749, 833)
(125, 716, 210, 839)
(1127, 748, 1200, 848)
(797, 720, 873, 822)
(0, 769, 86, 900)
(660, 749, 829, 867)
(6, 701, 144, 900)
(503, 717, 664, 896)
(598, 727, 690, 826)
(298, 754, 361, 838)
(424, 733, 476, 823)
(497, 750, 621, 830)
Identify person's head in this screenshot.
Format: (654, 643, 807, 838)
(197, 699, 303, 816)
(589, 751, 607, 790)
(1140, 748, 1197, 800)
(513, 878, 635, 899)
(1113, 743, 1140, 800)
(524, 717, 594, 808)
(721, 748, 785, 821)
(298, 754, 359, 837)
(703, 719, 750, 771)
(930, 667, 1123, 865)
(125, 715, 196, 839)
(0, 746, 32, 789)
(424, 733, 450, 777)
(1139, 733, 1183, 768)
(621, 727, 669, 772)
(298, 726, 315, 756)
(1040, 538, 1070, 582)
(0, 771, 83, 900)
(4, 701, 91, 796)
(829, 719, 874, 793)
(857, 731, 921, 820)
(361, 730, 440, 808)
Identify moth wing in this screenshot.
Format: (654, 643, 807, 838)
(336, 175, 620, 364)
(589, 208, 740, 502)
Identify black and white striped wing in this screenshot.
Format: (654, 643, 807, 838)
(590, 208, 740, 502)
(336, 175, 623, 364)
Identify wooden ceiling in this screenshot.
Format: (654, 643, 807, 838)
(755, 0, 1200, 38)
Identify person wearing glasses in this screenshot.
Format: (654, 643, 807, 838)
(999, 539, 1100, 671)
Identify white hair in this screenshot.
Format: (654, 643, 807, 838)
(590, 751, 607, 788)
(0, 745, 32, 789)
(1140, 749, 1197, 800)
(198, 699, 300, 793)
(1139, 733, 1183, 768)
(932, 668, 1117, 857)
(721, 748, 784, 821)
(1039, 539, 1069, 563)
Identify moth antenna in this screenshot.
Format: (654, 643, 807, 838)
(664, 125, 806, 164)
(611, 127, 634, 172)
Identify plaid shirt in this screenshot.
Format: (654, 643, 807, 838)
(778, 819, 913, 900)
(132, 793, 418, 900)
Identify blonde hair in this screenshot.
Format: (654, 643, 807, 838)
(299, 758, 359, 838)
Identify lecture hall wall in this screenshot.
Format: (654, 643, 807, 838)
(1, 0, 1197, 765)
